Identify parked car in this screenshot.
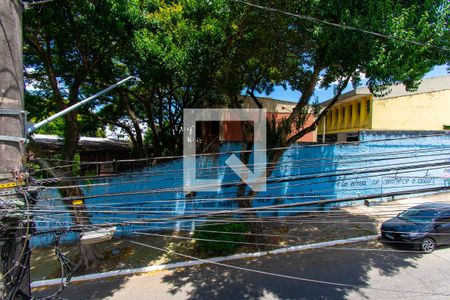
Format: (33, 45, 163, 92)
(380, 203, 450, 253)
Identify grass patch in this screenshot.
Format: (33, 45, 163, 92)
(193, 222, 250, 256)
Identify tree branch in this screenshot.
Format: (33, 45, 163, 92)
(26, 33, 65, 107)
(248, 87, 263, 109)
(286, 64, 323, 126)
(285, 75, 351, 146)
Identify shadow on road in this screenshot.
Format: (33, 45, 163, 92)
(159, 210, 426, 300)
(161, 245, 424, 299)
(32, 212, 431, 299)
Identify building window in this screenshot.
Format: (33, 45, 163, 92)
(366, 99, 370, 114)
(347, 133, 359, 142)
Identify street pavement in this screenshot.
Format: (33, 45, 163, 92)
(33, 240, 450, 300)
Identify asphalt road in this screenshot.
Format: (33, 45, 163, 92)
(33, 241, 450, 300)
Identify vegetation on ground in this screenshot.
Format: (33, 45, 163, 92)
(23, 0, 449, 268)
(193, 222, 251, 256)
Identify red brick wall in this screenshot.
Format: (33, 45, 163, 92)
(221, 120, 244, 142)
(222, 113, 316, 143)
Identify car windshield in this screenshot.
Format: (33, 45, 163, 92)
(398, 208, 438, 223)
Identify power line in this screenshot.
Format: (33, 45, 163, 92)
(28, 215, 449, 296)
(30, 208, 445, 228)
(35, 170, 448, 212)
(30, 185, 450, 232)
(32, 165, 450, 219)
(31, 213, 450, 231)
(119, 236, 450, 296)
(31, 146, 447, 196)
(35, 160, 450, 203)
(31, 132, 450, 174)
(33, 147, 450, 187)
(29, 201, 450, 216)
(130, 230, 450, 249)
(232, 0, 450, 52)
(35, 144, 450, 175)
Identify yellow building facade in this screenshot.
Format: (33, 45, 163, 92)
(318, 76, 450, 142)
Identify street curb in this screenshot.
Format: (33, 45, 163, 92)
(31, 234, 379, 288)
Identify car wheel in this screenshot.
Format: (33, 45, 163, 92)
(420, 238, 436, 253)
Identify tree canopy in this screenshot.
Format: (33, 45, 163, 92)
(24, 0, 449, 157)
(22, 0, 449, 260)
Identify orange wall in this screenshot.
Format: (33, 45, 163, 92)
(222, 113, 316, 143)
(221, 121, 244, 142)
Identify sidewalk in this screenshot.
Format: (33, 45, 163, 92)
(343, 191, 450, 225)
(32, 244, 450, 300)
(30, 192, 450, 283)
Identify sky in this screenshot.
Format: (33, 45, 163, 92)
(255, 64, 449, 103)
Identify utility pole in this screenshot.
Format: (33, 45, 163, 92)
(0, 0, 30, 298)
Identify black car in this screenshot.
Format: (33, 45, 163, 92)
(380, 203, 450, 253)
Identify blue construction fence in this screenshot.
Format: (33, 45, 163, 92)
(32, 131, 450, 247)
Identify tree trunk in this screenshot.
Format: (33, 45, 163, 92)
(62, 111, 104, 270)
(60, 187, 103, 270)
(235, 121, 268, 245)
(25, 7, 102, 270)
(35, 110, 104, 271)
(235, 75, 351, 246)
(143, 99, 161, 158)
(125, 102, 145, 159)
(63, 111, 80, 163)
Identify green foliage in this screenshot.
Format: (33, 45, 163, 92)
(193, 222, 250, 256)
(247, 0, 448, 147)
(23, 0, 141, 160)
(23, 0, 449, 157)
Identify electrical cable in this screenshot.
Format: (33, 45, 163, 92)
(30, 213, 450, 250)
(33, 144, 450, 183)
(33, 148, 450, 189)
(31, 132, 450, 178)
(118, 236, 450, 296)
(31, 235, 74, 300)
(34, 159, 450, 204)
(28, 185, 450, 233)
(232, 0, 450, 52)
(2, 178, 32, 300)
(129, 230, 450, 249)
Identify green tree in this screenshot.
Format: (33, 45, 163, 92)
(123, 0, 236, 156)
(23, 0, 141, 270)
(24, 0, 449, 248)
(223, 0, 449, 239)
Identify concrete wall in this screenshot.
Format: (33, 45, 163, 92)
(32, 131, 450, 247)
(318, 96, 372, 135)
(372, 90, 450, 131)
(242, 97, 296, 113)
(318, 76, 450, 135)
